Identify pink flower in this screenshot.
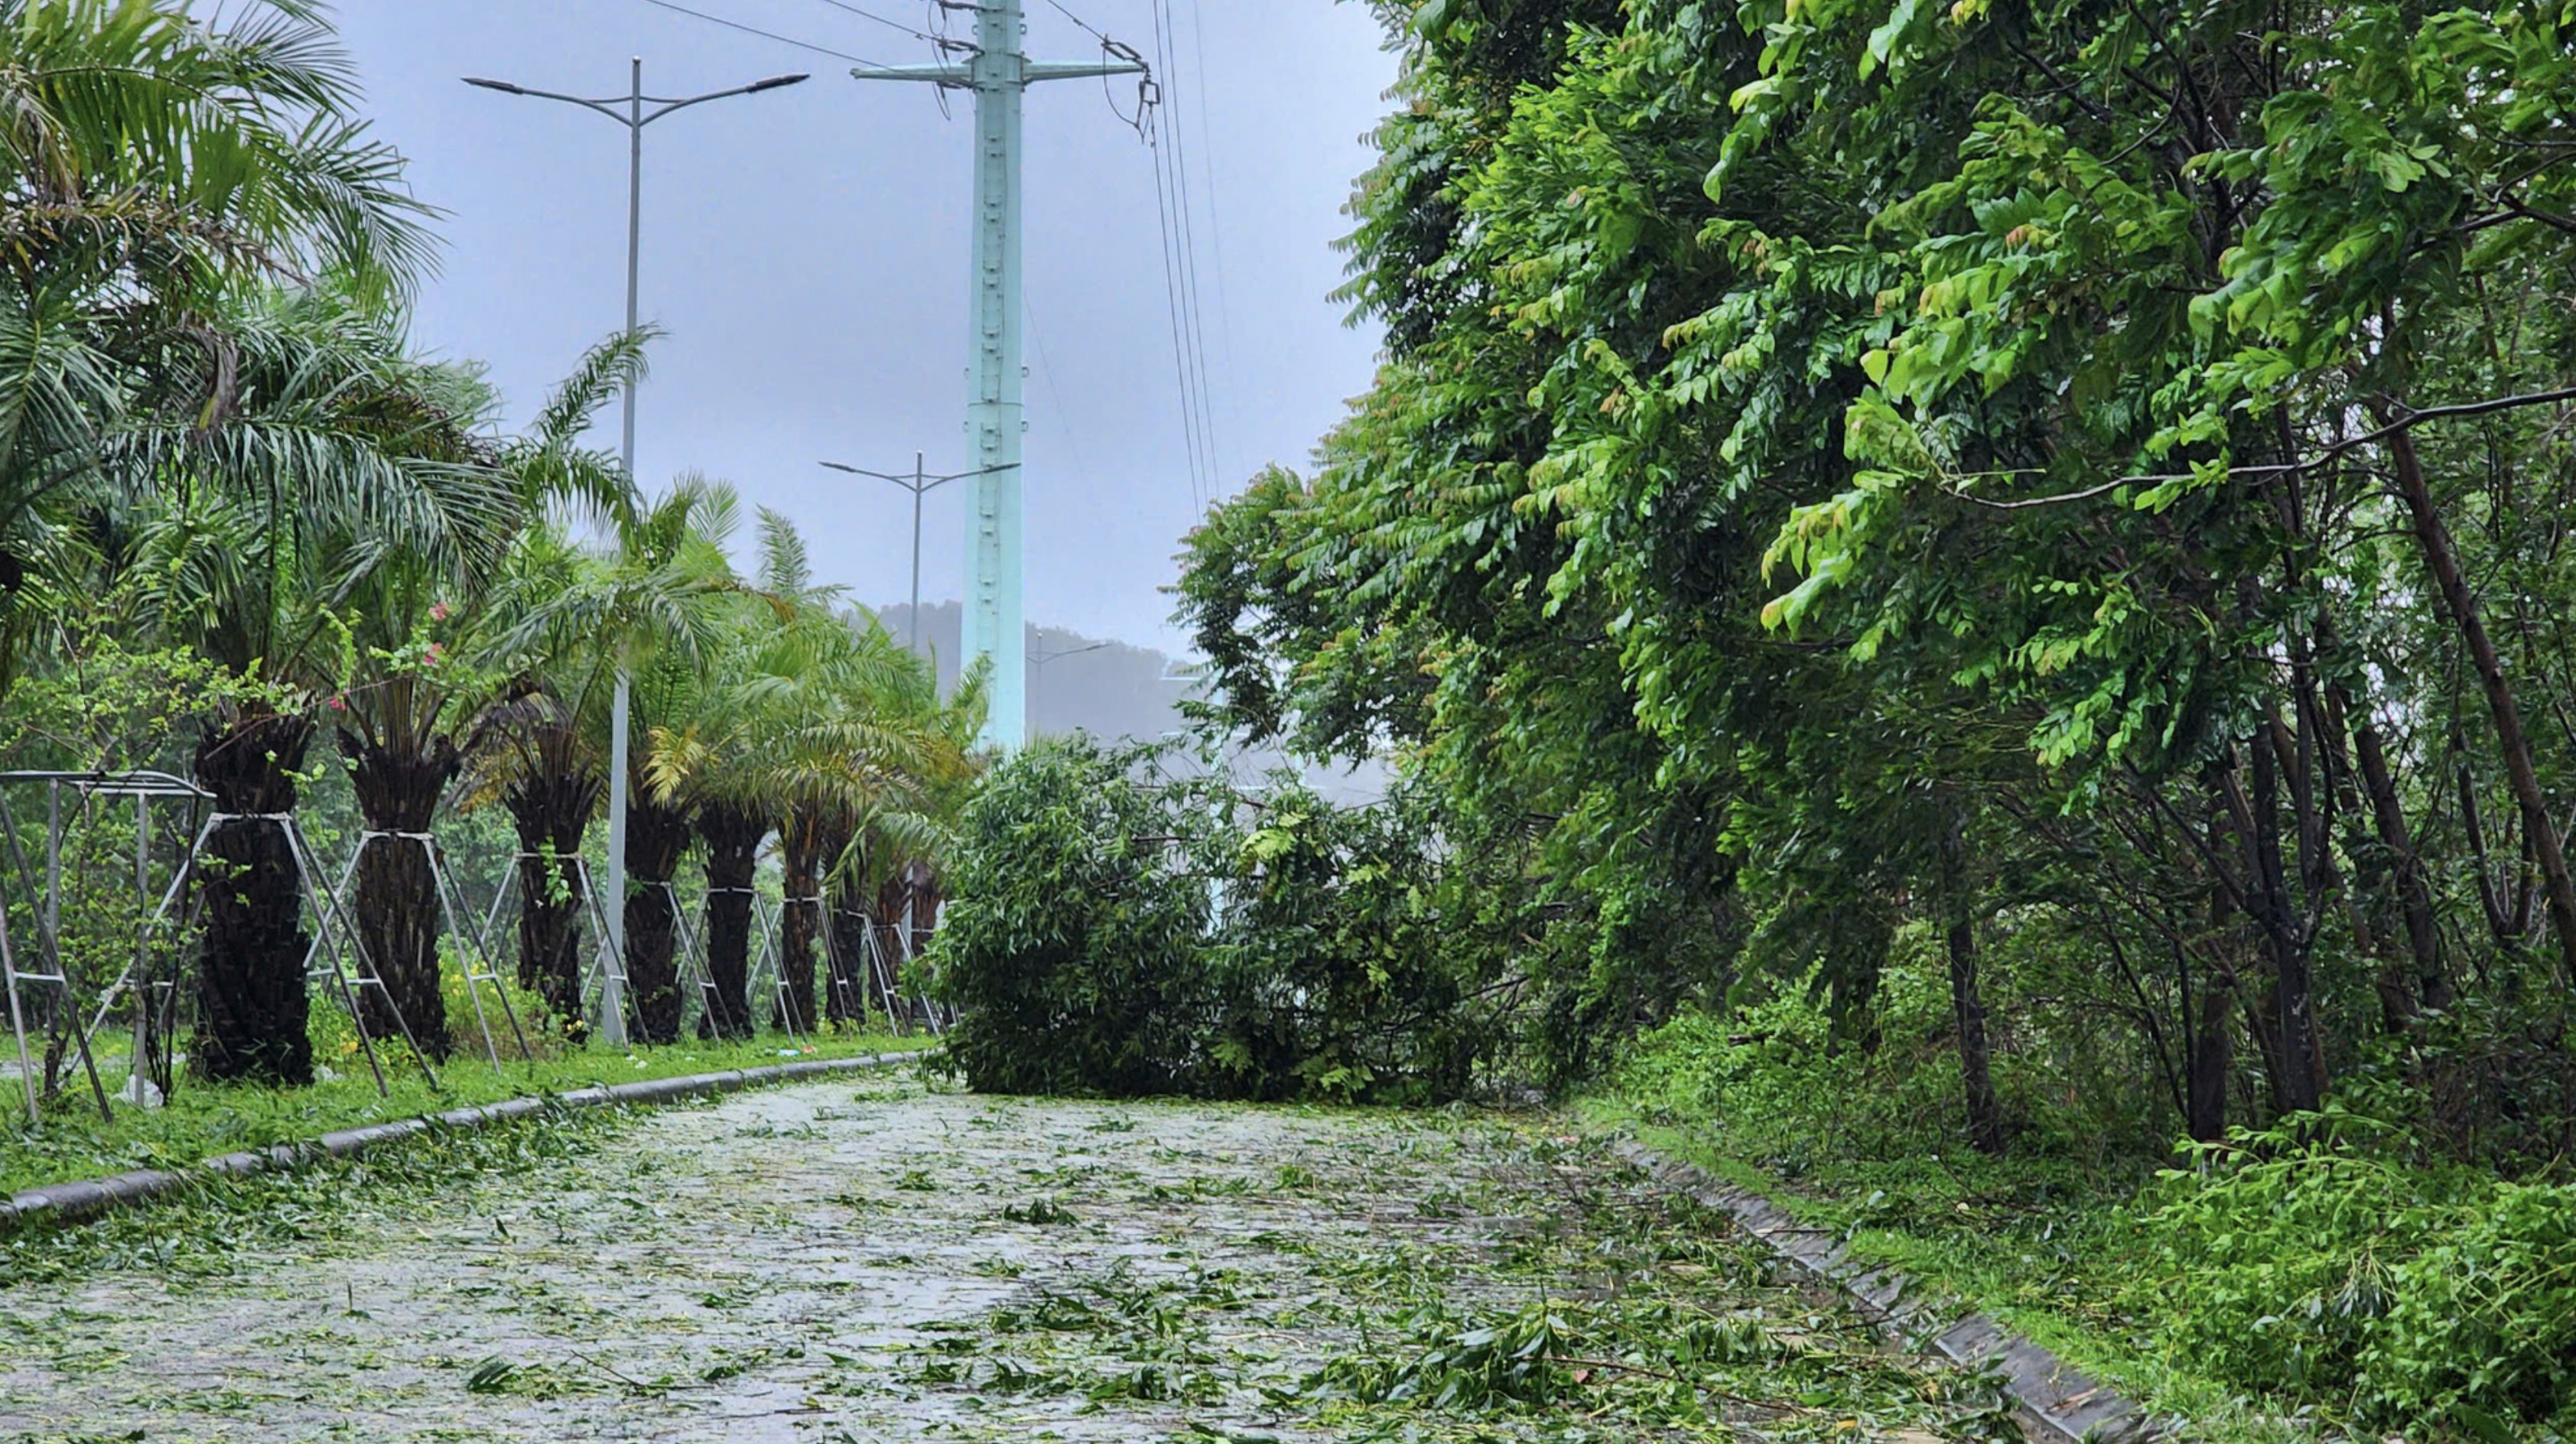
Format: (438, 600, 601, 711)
(327, 695, 347, 711)
(429, 602, 452, 622)
(424, 642, 446, 665)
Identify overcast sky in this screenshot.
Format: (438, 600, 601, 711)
(337, 0, 1395, 651)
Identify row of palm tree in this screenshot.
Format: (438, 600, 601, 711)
(0, 0, 979, 1084)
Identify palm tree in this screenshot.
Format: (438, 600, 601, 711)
(644, 512, 841, 1036)
(502, 477, 743, 1043)
(0, 0, 441, 1086)
(0, 0, 433, 704)
(331, 335, 640, 1056)
(644, 512, 962, 1035)
(131, 291, 508, 1083)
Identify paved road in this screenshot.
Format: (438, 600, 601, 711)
(0, 1072, 1986, 1442)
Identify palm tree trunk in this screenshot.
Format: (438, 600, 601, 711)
(829, 876, 872, 1031)
(813, 820, 863, 1031)
(773, 811, 825, 1035)
(340, 733, 463, 1061)
(623, 793, 692, 1045)
(697, 804, 766, 1039)
(502, 735, 601, 1027)
(194, 710, 317, 1085)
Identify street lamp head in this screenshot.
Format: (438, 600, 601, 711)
(749, 73, 812, 93)
(819, 460, 859, 474)
(461, 76, 527, 95)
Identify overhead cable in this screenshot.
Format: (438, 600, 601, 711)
(637, 0, 891, 67)
(1151, 0, 1225, 499)
(802, 0, 942, 41)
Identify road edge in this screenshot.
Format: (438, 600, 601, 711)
(1611, 1137, 2156, 1444)
(2, 1051, 925, 1233)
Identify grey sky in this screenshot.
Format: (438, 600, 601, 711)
(337, 0, 1394, 651)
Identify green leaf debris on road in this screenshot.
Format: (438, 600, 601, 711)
(1, 1072, 2011, 1442)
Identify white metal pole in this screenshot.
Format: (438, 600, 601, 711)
(910, 452, 925, 655)
(597, 56, 646, 1050)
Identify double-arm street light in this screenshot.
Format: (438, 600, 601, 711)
(465, 59, 807, 1047)
(820, 456, 1019, 655)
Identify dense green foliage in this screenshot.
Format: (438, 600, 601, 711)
(932, 737, 1520, 1101)
(1178, 0, 2576, 1430)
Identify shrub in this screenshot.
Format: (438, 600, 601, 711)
(2123, 1112, 2461, 1401)
(929, 737, 1215, 1096)
(927, 737, 1512, 1101)
(2363, 1181, 2576, 1432)
(2124, 1105, 2576, 1433)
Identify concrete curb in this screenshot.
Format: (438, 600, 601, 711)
(2, 1051, 924, 1233)
(1612, 1139, 2154, 1444)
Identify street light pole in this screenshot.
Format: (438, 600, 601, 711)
(1026, 641, 1110, 735)
(820, 457, 1019, 656)
(466, 60, 807, 1048)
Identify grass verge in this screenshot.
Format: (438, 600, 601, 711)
(1, 1030, 935, 1199)
(1577, 1094, 2324, 1444)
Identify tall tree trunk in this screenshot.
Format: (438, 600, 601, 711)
(502, 732, 600, 1027)
(194, 711, 317, 1085)
(1938, 812, 2005, 1156)
(2384, 423, 2576, 980)
(2187, 971, 2235, 1142)
(2188, 798, 2237, 1142)
(2332, 681, 2448, 1013)
(623, 792, 692, 1046)
(2228, 738, 2325, 1113)
(341, 733, 462, 1060)
(773, 811, 825, 1035)
(697, 804, 766, 1039)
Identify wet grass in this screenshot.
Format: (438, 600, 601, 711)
(0, 1029, 933, 1198)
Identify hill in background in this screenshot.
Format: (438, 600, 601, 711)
(869, 602, 1384, 803)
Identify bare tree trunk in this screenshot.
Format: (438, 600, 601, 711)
(2228, 737, 2325, 1114)
(194, 711, 316, 1085)
(2385, 424, 2576, 980)
(1938, 811, 2005, 1155)
(2334, 683, 2448, 1013)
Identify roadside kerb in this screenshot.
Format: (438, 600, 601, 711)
(2, 1052, 923, 1232)
(1614, 1138, 2155, 1444)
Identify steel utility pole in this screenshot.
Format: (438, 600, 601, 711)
(465, 60, 807, 1047)
(851, 2, 1143, 751)
(820, 454, 1019, 655)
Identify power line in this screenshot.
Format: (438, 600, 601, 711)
(1041, 0, 1110, 42)
(800, 0, 941, 43)
(1147, 120, 1208, 510)
(637, 0, 891, 67)
(1183, 0, 1241, 489)
(1150, 0, 1224, 502)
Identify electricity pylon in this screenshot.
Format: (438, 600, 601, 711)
(852, 1, 1143, 751)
